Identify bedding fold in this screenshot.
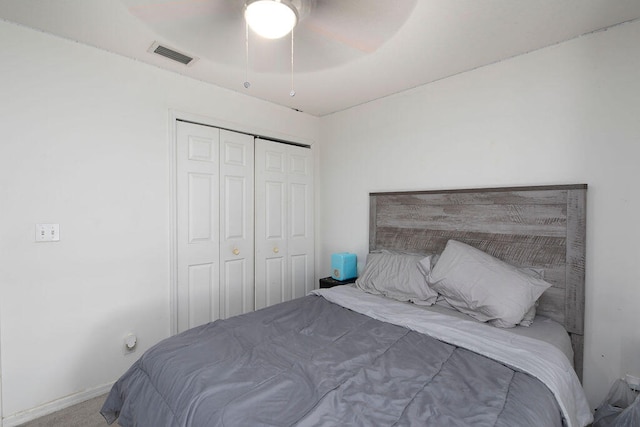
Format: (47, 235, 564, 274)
(312, 285, 592, 427)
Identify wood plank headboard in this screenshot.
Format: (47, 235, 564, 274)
(369, 184, 587, 380)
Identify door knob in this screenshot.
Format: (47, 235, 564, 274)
(232, 248, 240, 255)
(273, 247, 279, 253)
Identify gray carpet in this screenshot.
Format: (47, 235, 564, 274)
(18, 394, 109, 427)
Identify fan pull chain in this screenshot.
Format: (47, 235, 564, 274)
(290, 28, 295, 97)
(243, 22, 251, 89)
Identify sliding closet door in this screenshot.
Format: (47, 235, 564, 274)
(219, 130, 254, 318)
(176, 122, 221, 332)
(255, 138, 314, 310)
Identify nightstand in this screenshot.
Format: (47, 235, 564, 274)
(319, 276, 357, 289)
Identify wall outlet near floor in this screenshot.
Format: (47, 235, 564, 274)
(625, 374, 640, 391)
(123, 333, 137, 354)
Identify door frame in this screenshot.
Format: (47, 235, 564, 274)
(168, 110, 315, 335)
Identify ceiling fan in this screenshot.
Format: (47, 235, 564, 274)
(121, 0, 417, 74)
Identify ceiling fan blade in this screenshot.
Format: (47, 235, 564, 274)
(301, 0, 416, 53)
(123, 0, 242, 25)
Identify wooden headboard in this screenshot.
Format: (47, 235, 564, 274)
(369, 184, 587, 380)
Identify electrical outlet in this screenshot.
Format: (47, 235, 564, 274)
(123, 333, 137, 355)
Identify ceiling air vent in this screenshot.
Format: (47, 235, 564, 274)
(149, 42, 198, 66)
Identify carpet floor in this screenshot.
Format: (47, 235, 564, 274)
(18, 394, 109, 427)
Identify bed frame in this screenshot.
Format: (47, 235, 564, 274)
(369, 184, 587, 380)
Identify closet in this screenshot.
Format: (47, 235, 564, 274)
(175, 121, 313, 333)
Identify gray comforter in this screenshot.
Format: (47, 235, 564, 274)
(101, 295, 563, 426)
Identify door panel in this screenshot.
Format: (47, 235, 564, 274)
(255, 138, 314, 309)
(188, 263, 216, 326)
(255, 140, 287, 309)
(188, 173, 216, 243)
(265, 181, 285, 239)
(177, 123, 254, 332)
(177, 122, 220, 332)
(224, 176, 247, 239)
(287, 144, 315, 298)
(290, 152, 309, 175)
(290, 254, 309, 299)
(290, 182, 308, 238)
(223, 258, 247, 318)
(265, 149, 286, 172)
(219, 129, 254, 319)
(264, 257, 284, 307)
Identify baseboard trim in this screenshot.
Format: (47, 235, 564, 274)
(1, 382, 113, 427)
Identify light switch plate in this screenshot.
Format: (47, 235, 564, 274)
(35, 224, 60, 242)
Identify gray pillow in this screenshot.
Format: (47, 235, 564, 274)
(517, 303, 537, 327)
(355, 251, 438, 305)
(512, 267, 544, 327)
(427, 240, 552, 328)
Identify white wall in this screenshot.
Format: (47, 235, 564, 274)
(2, 13, 639, 423)
(0, 20, 320, 423)
(319, 20, 640, 408)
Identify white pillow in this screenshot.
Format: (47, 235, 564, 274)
(355, 251, 438, 305)
(427, 240, 552, 328)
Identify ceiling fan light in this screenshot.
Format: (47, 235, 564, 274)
(245, 0, 298, 39)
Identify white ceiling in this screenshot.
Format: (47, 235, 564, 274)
(2, 0, 640, 116)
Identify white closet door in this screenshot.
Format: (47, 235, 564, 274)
(176, 122, 221, 332)
(255, 139, 288, 309)
(255, 138, 314, 309)
(176, 122, 255, 333)
(219, 129, 254, 319)
(286, 144, 314, 300)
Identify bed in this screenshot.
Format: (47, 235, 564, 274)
(102, 184, 592, 427)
